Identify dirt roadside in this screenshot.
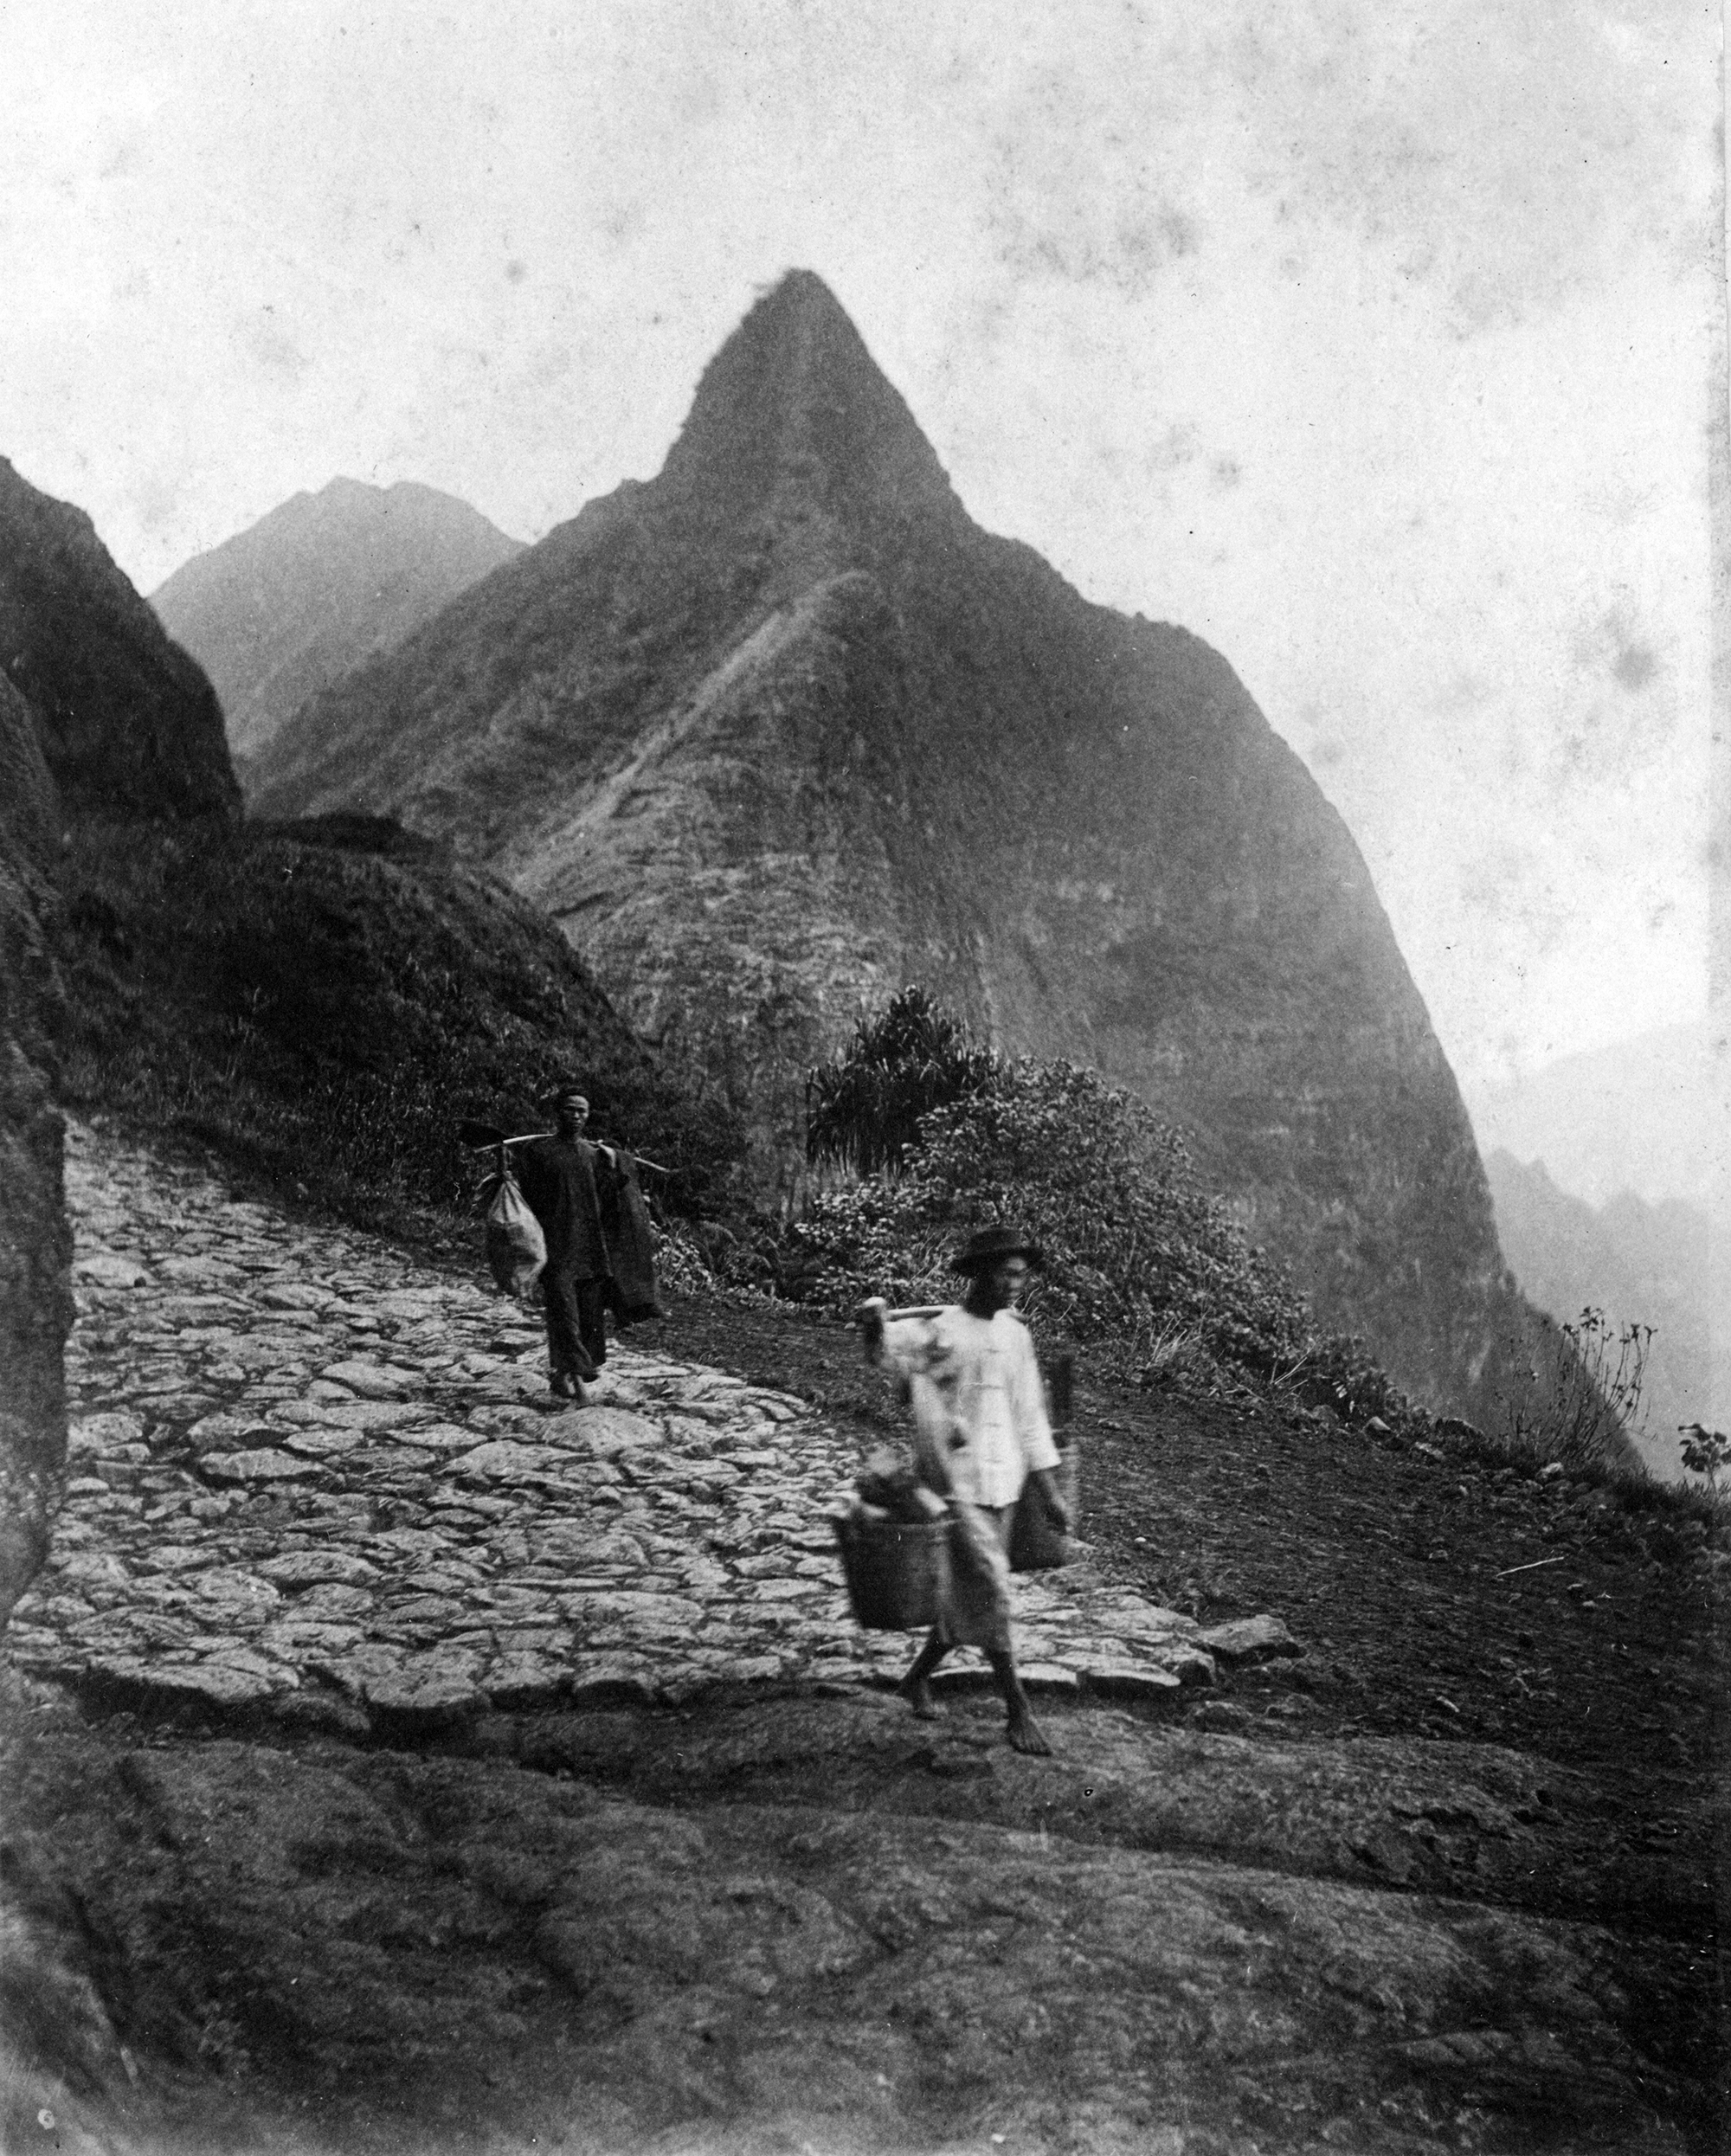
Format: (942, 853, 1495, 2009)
(654, 1293, 1726, 1815)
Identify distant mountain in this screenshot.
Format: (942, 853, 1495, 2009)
(1470, 1025, 1717, 1212)
(248, 270, 1543, 1430)
(0, 457, 238, 821)
(151, 479, 524, 763)
(1484, 1148, 1720, 1478)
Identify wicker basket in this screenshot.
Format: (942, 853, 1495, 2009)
(832, 1512, 953, 1630)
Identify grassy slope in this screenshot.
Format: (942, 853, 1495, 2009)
(50, 814, 743, 1232)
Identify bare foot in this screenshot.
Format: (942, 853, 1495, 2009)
(1007, 1713, 1052, 1757)
(898, 1674, 943, 1721)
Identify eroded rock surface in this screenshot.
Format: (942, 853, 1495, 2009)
(3, 1723, 1702, 2156)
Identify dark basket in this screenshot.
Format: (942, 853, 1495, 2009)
(1008, 1434, 1081, 1573)
(832, 1513, 953, 1631)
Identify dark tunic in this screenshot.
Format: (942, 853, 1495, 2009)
(596, 1145, 664, 1323)
(515, 1137, 608, 1280)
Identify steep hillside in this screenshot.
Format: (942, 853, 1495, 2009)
(0, 458, 238, 821)
(1486, 1148, 1720, 1475)
(54, 814, 741, 1229)
(152, 479, 524, 763)
(249, 273, 1528, 1426)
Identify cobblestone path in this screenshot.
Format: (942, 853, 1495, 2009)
(7, 1123, 1290, 1732)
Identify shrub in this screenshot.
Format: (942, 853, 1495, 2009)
(1678, 1423, 1730, 1492)
(805, 985, 998, 1177)
(1496, 1308, 1651, 1472)
(783, 1007, 1315, 1390)
(1261, 1333, 1417, 1428)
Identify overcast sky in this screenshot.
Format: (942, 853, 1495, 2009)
(3, 0, 1720, 1120)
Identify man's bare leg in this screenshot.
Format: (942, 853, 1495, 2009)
(987, 1647, 1051, 1755)
(898, 1630, 949, 1719)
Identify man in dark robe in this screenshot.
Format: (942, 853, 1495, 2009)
(515, 1086, 610, 1400)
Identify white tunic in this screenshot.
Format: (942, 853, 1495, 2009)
(881, 1305, 1059, 1509)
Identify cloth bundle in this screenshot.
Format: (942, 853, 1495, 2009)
(484, 1148, 546, 1298)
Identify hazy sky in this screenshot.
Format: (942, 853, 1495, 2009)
(4, 0, 1720, 1117)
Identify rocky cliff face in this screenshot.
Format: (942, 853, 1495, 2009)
(0, 453, 248, 1629)
(0, 673, 72, 1627)
(1, 458, 239, 821)
(152, 478, 524, 763)
(248, 272, 1521, 1422)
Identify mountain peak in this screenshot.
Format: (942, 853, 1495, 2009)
(244, 477, 518, 543)
(151, 480, 524, 760)
(660, 271, 956, 531)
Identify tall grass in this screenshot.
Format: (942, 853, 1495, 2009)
(1496, 1307, 1652, 1474)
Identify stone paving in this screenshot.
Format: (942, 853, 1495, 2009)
(5, 1122, 1294, 1732)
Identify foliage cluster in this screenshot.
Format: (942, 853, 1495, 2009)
(775, 991, 1678, 1490)
(52, 815, 743, 1238)
(805, 986, 997, 1178)
(765, 999, 1664, 1499)
(1254, 1333, 1419, 1432)
(1678, 1422, 1730, 1492)
(1497, 1307, 1651, 1474)
(781, 1003, 1319, 1393)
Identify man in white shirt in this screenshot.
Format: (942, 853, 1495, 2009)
(864, 1225, 1071, 1756)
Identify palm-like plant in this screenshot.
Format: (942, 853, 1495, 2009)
(805, 985, 999, 1178)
